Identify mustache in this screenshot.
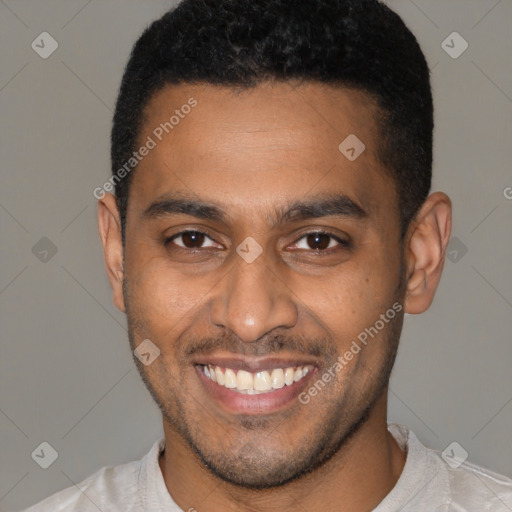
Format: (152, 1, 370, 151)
(182, 331, 338, 361)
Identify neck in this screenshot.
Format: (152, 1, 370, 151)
(159, 392, 406, 512)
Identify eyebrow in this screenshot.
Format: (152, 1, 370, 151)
(141, 192, 367, 226)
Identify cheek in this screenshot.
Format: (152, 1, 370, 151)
(301, 258, 400, 343)
(126, 254, 216, 330)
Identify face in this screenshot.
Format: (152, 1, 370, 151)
(117, 82, 408, 487)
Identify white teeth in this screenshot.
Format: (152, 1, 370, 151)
(271, 368, 285, 389)
(201, 364, 313, 394)
(224, 368, 237, 388)
(214, 366, 224, 385)
(284, 367, 294, 386)
(254, 371, 272, 391)
(237, 370, 253, 390)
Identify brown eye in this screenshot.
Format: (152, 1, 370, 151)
(293, 231, 349, 251)
(166, 230, 217, 249)
(181, 231, 205, 248)
(306, 233, 331, 250)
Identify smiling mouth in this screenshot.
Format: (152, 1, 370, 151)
(197, 364, 314, 394)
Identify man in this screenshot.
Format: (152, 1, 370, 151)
(21, 0, 512, 510)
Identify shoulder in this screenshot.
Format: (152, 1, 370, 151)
(391, 423, 512, 511)
(408, 424, 512, 512)
(19, 464, 138, 512)
(17, 439, 164, 512)
(440, 455, 512, 510)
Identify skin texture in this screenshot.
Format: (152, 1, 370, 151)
(98, 82, 452, 512)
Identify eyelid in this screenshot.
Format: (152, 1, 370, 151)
(164, 228, 351, 252)
(288, 229, 351, 251)
(165, 229, 221, 249)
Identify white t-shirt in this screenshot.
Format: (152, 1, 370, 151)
(18, 424, 512, 511)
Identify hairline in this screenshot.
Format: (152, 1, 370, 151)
(117, 78, 409, 240)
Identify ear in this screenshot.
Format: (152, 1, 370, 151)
(404, 192, 452, 314)
(97, 193, 126, 313)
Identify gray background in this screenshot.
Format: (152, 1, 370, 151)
(1, 1, 511, 510)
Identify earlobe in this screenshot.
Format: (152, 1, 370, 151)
(404, 192, 452, 314)
(97, 193, 126, 313)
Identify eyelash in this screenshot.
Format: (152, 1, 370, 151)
(164, 229, 351, 254)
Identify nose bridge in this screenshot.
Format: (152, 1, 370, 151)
(209, 253, 297, 342)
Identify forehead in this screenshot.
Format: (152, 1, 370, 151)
(129, 81, 397, 227)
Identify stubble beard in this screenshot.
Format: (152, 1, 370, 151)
(123, 264, 406, 489)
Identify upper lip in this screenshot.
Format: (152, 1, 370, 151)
(192, 355, 319, 372)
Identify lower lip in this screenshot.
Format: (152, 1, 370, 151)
(195, 365, 317, 415)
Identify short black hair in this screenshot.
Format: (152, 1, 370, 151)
(111, 0, 433, 238)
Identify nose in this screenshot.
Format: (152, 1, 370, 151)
(209, 253, 298, 343)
